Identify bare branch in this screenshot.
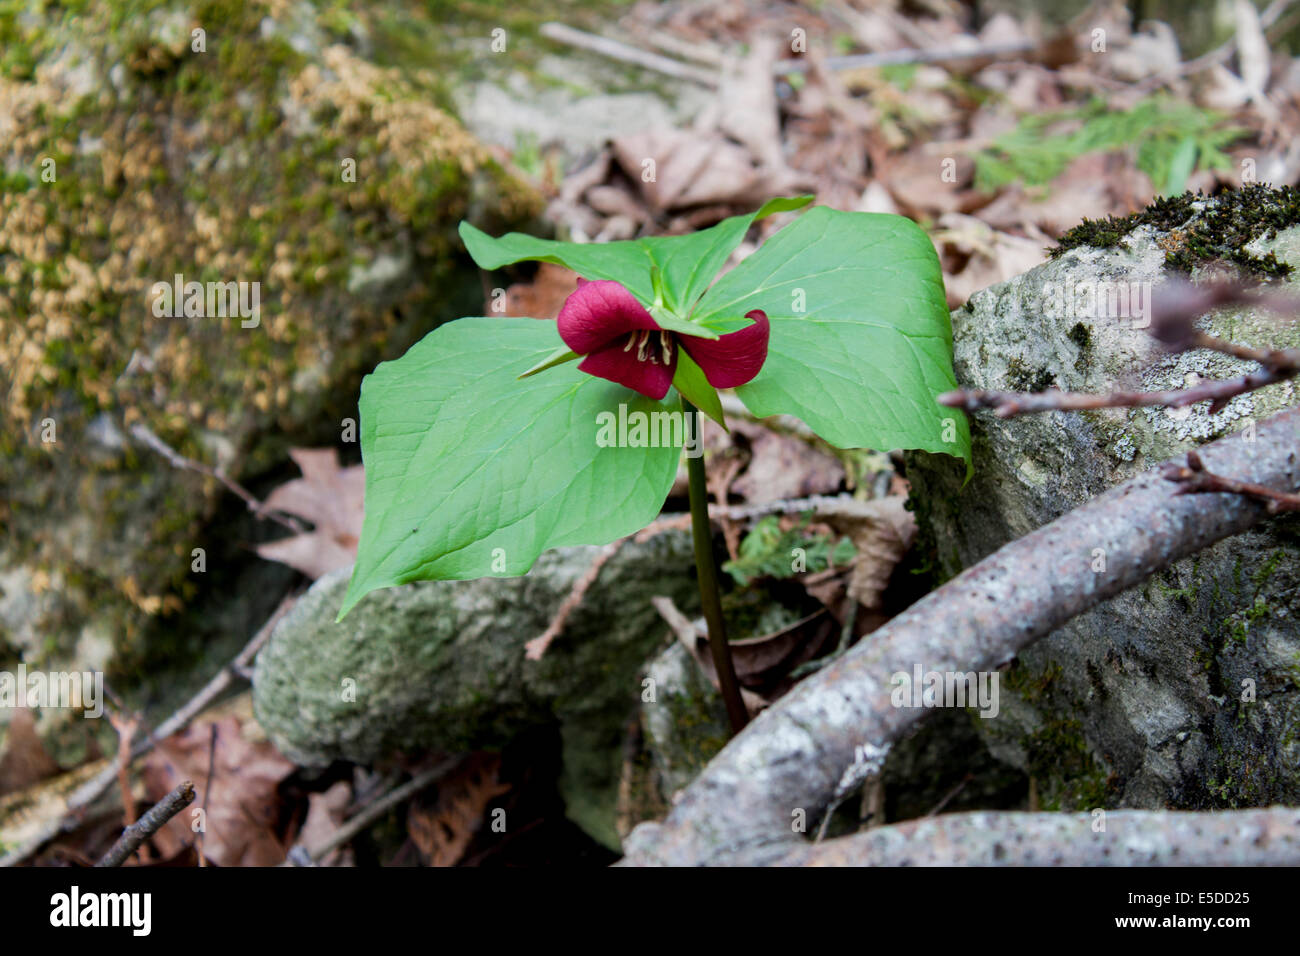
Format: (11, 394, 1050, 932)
(95, 781, 195, 867)
(1165, 450, 1300, 514)
(129, 422, 306, 533)
(284, 757, 462, 866)
(526, 540, 625, 660)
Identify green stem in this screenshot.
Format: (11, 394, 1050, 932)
(682, 400, 749, 735)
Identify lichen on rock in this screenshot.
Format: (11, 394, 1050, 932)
(907, 186, 1300, 810)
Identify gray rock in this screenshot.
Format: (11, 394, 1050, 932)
(252, 532, 698, 849)
(640, 642, 731, 800)
(907, 191, 1300, 810)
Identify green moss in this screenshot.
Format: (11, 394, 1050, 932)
(1005, 357, 1055, 393)
(1050, 184, 1300, 281)
(0, 0, 541, 681)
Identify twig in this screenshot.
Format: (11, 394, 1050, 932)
(650, 595, 701, 645)
(775, 40, 1037, 75)
(95, 782, 195, 867)
(937, 365, 1290, 417)
(924, 772, 974, 818)
(1164, 449, 1300, 514)
(129, 422, 305, 533)
(106, 712, 141, 863)
(539, 23, 719, 87)
(196, 724, 219, 867)
(620, 405, 1300, 865)
(287, 757, 463, 865)
(525, 540, 625, 660)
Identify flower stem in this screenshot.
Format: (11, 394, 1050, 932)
(681, 401, 749, 735)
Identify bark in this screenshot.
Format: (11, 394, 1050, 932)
(776, 808, 1300, 866)
(621, 406, 1300, 866)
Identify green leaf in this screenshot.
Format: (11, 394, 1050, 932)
(459, 196, 812, 320)
(694, 207, 971, 470)
(672, 350, 726, 430)
(1161, 137, 1197, 197)
(518, 345, 579, 379)
(339, 319, 680, 618)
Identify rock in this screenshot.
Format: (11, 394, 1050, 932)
(252, 532, 698, 849)
(451, 54, 711, 167)
(640, 642, 731, 800)
(0, 0, 541, 753)
(906, 188, 1300, 810)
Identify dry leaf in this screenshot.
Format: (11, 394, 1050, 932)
(407, 755, 510, 867)
(256, 447, 364, 580)
(729, 420, 846, 503)
(497, 262, 580, 319)
(0, 707, 59, 796)
(298, 780, 353, 867)
(142, 716, 294, 866)
(831, 497, 918, 610)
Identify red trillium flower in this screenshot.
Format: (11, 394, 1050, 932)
(556, 279, 769, 400)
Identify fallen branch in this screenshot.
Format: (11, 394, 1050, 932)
(620, 405, 1300, 865)
(775, 808, 1300, 866)
(95, 781, 195, 867)
(775, 40, 1037, 75)
(539, 22, 720, 87)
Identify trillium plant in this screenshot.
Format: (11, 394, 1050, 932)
(339, 196, 971, 734)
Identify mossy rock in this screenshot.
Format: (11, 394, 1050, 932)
(0, 0, 542, 748)
(907, 187, 1300, 810)
(251, 533, 699, 850)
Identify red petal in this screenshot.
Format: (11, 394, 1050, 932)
(579, 337, 677, 399)
(557, 279, 660, 355)
(680, 310, 770, 388)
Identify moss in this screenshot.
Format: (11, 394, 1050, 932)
(1005, 357, 1056, 393)
(1050, 184, 1300, 281)
(1067, 321, 1091, 349)
(0, 0, 542, 679)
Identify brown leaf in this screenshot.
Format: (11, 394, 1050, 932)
(498, 262, 580, 319)
(298, 780, 353, 867)
(830, 497, 917, 610)
(614, 128, 762, 212)
(142, 716, 294, 867)
(407, 755, 510, 867)
(255, 447, 364, 580)
(0, 707, 59, 796)
(729, 420, 846, 503)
